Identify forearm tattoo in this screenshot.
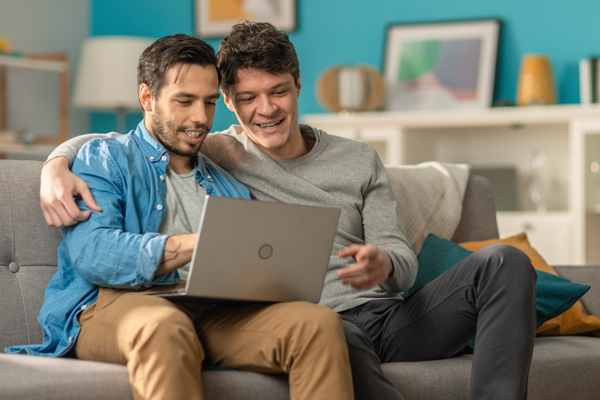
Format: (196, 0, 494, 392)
(161, 242, 182, 265)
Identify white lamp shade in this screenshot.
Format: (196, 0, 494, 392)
(73, 36, 155, 110)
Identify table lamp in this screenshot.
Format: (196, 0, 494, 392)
(73, 36, 154, 133)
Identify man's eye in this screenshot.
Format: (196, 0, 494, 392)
(177, 100, 191, 104)
(274, 91, 286, 96)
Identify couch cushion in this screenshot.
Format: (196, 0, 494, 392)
(527, 336, 600, 399)
(0, 266, 57, 350)
(382, 355, 472, 400)
(3, 337, 599, 400)
(385, 162, 469, 254)
(0, 353, 291, 400)
(381, 336, 600, 400)
(203, 370, 290, 400)
(0, 353, 132, 400)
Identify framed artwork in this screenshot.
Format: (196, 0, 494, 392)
(383, 19, 500, 111)
(196, 0, 297, 38)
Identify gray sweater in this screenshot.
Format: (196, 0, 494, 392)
(48, 124, 418, 312)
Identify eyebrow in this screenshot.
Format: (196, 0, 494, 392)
(174, 91, 220, 100)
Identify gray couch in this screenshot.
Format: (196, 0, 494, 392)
(1, 159, 599, 400)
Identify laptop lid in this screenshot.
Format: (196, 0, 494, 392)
(182, 195, 341, 303)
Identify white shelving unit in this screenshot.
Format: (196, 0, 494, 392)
(303, 104, 600, 265)
(0, 53, 69, 160)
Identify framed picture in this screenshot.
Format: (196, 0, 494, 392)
(383, 19, 500, 111)
(195, 0, 297, 38)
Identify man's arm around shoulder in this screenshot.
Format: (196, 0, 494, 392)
(41, 132, 121, 227)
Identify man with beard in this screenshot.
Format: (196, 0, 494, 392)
(5, 34, 355, 400)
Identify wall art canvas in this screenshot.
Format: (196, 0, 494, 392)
(384, 20, 500, 111)
(196, 0, 296, 37)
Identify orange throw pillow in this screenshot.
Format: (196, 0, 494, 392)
(460, 232, 600, 336)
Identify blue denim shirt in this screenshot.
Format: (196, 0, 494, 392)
(6, 121, 250, 357)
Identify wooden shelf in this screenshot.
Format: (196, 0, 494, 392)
(0, 52, 69, 145)
(0, 54, 67, 72)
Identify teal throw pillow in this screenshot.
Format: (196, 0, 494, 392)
(406, 234, 591, 353)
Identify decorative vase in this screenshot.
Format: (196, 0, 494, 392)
(316, 65, 386, 112)
(517, 54, 556, 106)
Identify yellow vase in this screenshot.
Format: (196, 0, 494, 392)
(517, 54, 556, 106)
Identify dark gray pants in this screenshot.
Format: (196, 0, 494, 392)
(342, 243, 537, 400)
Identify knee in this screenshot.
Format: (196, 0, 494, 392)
(474, 244, 537, 288)
(476, 243, 532, 269)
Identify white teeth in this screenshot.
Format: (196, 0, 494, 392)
(259, 121, 280, 129)
(185, 131, 201, 138)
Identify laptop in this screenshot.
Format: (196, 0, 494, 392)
(154, 195, 341, 303)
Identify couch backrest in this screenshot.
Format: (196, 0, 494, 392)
(451, 175, 500, 243)
(0, 161, 63, 351)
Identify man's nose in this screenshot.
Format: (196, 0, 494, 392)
(257, 95, 277, 115)
(190, 103, 209, 124)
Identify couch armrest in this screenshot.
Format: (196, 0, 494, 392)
(553, 266, 600, 318)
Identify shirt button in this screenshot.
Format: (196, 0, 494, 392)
(161, 156, 167, 161)
(157, 204, 163, 211)
(81, 305, 87, 310)
(68, 336, 73, 343)
(160, 175, 165, 181)
(149, 156, 155, 161)
(207, 175, 212, 180)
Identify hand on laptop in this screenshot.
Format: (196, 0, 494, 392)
(337, 244, 394, 289)
(40, 157, 102, 227)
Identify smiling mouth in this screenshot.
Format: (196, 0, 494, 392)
(184, 130, 204, 138)
(258, 119, 283, 129)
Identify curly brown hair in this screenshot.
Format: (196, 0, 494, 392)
(137, 34, 220, 100)
(217, 21, 299, 95)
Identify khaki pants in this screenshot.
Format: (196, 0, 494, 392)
(76, 286, 354, 400)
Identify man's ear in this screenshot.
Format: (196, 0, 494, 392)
(222, 89, 235, 112)
(139, 84, 153, 112)
(296, 75, 301, 98)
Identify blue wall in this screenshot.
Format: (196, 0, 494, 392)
(90, 0, 600, 133)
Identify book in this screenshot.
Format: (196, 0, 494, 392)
(579, 57, 600, 104)
(580, 58, 591, 104)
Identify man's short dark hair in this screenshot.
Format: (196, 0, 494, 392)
(137, 33, 220, 99)
(217, 21, 300, 95)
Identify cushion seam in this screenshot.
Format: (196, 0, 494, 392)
(7, 164, 31, 344)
